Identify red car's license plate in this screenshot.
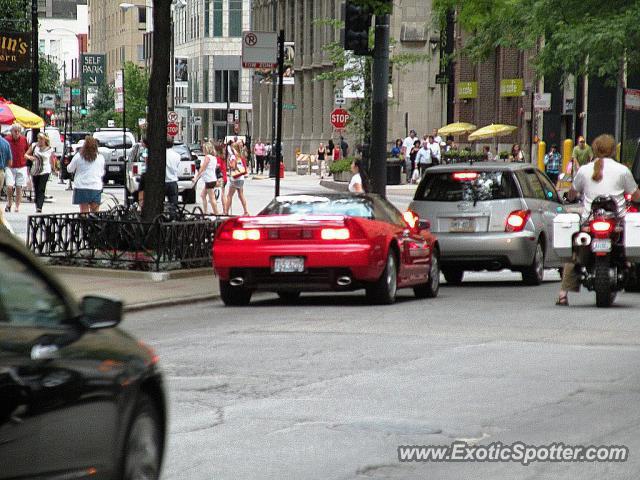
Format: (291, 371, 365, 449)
(272, 257, 305, 273)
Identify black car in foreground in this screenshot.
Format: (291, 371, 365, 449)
(0, 229, 166, 479)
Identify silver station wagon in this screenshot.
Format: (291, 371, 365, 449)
(409, 162, 565, 285)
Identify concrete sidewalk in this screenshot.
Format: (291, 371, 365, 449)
(51, 266, 220, 312)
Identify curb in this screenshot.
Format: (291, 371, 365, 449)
(49, 265, 214, 282)
(124, 293, 220, 313)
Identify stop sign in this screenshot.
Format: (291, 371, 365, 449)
(330, 108, 350, 129)
(167, 122, 179, 137)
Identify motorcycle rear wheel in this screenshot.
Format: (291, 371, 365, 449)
(594, 256, 617, 308)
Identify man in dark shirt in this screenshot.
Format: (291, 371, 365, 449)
(340, 136, 349, 158)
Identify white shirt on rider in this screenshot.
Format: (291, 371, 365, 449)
(572, 157, 638, 219)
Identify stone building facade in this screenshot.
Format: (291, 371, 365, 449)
(172, 0, 253, 144)
(251, 0, 446, 168)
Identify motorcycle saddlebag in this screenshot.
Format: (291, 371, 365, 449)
(553, 213, 581, 261)
(624, 212, 640, 261)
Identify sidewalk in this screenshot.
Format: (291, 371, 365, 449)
(51, 266, 219, 312)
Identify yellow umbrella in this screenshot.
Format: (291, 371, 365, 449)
(467, 124, 517, 141)
(0, 98, 44, 128)
(438, 122, 477, 136)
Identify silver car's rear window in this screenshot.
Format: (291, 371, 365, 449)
(415, 171, 519, 202)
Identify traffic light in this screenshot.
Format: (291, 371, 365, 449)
(343, 0, 372, 56)
(80, 103, 87, 117)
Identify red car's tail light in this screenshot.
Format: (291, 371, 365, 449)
(232, 229, 261, 240)
(452, 172, 479, 181)
(403, 210, 419, 229)
(505, 209, 530, 232)
(590, 220, 613, 234)
(321, 228, 350, 240)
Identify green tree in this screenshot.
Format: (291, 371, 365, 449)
(434, 0, 640, 81)
(0, 1, 60, 109)
(122, 61, 150, 138)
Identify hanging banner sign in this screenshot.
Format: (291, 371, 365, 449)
(0, 32, 31, 72)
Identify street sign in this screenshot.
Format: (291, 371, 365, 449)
(625, 89, 640, 111)
(81, 54, 106, 87)
(283, 103, 296, 110)
(192, 115, 202, 126)
(107, 119, 115, 127)
(167, 122, 179, 137)
(500, 78, 524, 97)
(114, 70, 124, 113)
(435, 73, 449, 85)
(39, 93, 55, 109)
(534, 92, 552, 111)
(330, 108, 350, 129)
(241, 31, 277, 68)
(63, 88, 71, 104)
(72, 88, 81, 96)
(168, 111, 179, 122)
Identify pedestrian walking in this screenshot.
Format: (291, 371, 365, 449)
(401, 129, 417, 177)
(192, 141, 220, 215)
(4, 123, 29, 213)
(25, 133, 57, 213)
(348, 159, 369, 193)
(410, 139, 421, 180)
(544, 144, 562, 185)
(432, 128, 443, 146)
(571, 136, 594, 173)
(317, 142, 327, 178)
(416, 142, 432, 177)
(428, 135, 441, 166)
(254, 139, 266, 175)
(66, 136, 105, 213)
(340, 136, 349, 158)
(510, 144, 525, 162)
(165, 137, 181, 207)
(216, 143, 228, 205)
(225, 144, 249, 215)
(0, 135, 12, 196)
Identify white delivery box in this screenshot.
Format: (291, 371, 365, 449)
(553, 213, 581, 260)
(624, 212, 640, 261)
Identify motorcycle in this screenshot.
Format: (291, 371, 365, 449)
(570, 195, 637, 307)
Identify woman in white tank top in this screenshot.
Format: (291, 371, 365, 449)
(192, 142, 220, 214)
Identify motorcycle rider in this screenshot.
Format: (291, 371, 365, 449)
(557, 134, 640, 305)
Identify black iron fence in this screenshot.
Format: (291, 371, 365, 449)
(27, 205, 232, 271)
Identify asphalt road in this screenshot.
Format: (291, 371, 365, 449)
(124, 271, 640, 480)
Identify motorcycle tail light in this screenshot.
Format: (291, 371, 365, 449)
(505, 210, 531, 232)
(590, 220, 613, 234)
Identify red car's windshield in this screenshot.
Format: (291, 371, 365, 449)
(260, 195, 374, 219)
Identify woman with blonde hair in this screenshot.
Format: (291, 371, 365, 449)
(192, 141, 220, 214)
(224, 143, 249, 215)
(67, 136, 105, 213)
(556, 134, 640, 305)
(24, 133, 57, 213)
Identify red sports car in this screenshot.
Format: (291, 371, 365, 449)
(212, 193, 440, 305)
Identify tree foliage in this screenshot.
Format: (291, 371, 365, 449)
(434, 0, 640, 81)
(0, 0, 59, 107)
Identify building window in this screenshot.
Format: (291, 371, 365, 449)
(203, 70, 209, 102)
(214, 70, 240, 103)
(137, 45, 144, 62)
(138, 6, 146, 23)
(229, 0, 242, 37)
(213, 0, 223, 37)
(204, 0, 210, 36)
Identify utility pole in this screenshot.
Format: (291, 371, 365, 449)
(274, 29, 285, 196)
(31, 0, 39, 134)
(369, 14, 390, 197)
(269, 0, 278, 177)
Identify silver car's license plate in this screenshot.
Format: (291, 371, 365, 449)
(273, 257, 305, 273)
(591, 239, 612, 253)
(108, 166, 120, 172)
(450, 218, 475, 233)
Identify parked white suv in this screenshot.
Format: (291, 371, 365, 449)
(93, 128, 136, 185)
